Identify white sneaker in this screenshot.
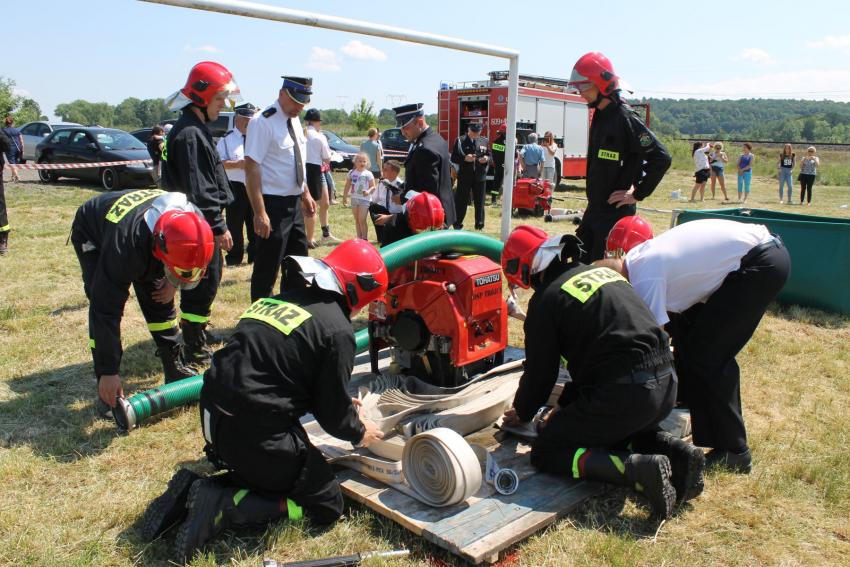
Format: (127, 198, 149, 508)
(321, 233, 341, 243)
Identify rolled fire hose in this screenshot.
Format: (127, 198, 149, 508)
(114, 231, 505, 430)
(329, 427, 482, 507)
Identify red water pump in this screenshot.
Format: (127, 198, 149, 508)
(512, 178, 553, 216)
(368, 253, 508, 387)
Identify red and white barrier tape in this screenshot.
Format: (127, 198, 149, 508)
(4, 159, 152, 171)
(383, 149, 408, 158)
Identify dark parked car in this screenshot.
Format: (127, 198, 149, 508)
(380, 128, 410, 160)
(323, 130, 359, 170)
(130, 127, 154, 145)
(35, 127, 156, 190)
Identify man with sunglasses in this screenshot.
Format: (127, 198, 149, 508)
(71, 190, 215, 419)
(567, 52, 671, 262)
(163, 61, 240, 369)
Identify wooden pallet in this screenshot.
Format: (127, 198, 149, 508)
(302, 348, 690, 565)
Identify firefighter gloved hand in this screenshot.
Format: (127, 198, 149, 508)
(98, 374, 124, 408)
(357, 419, 385, 448)
(502, 406, 527, 427)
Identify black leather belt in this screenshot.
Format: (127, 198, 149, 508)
(742, 234, 782, 264)
(608, 364, 675, 386)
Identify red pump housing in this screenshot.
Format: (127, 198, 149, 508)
(512, 178, 553, 216)
(368, 253, 508, 387)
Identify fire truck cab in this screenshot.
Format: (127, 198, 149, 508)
(438, 71, 592, 184)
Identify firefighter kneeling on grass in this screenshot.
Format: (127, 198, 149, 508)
(500, 226, 705, 518)
(71, 189, 214, 419)
(140, 239, 387, 562)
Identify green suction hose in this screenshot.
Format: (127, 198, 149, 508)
(114, 230, 505, 430)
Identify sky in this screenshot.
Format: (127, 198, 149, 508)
(7, 0, 850, 122)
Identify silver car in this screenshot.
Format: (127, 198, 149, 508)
(18, 121, 82, 162)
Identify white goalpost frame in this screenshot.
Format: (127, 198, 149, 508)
(139, 0, 520, 241)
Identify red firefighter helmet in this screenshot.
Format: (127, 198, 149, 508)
(502, 225, 550, 289)
(323, 239, 389, 311)
(407, 192, 445, 232)
(568, 52, 619, 95)
(152, 210, 215, 289)
(167, 61, 241, 111)
(606, 215, 653, 258)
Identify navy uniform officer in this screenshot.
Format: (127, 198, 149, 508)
(246, 76, 317, 302)
(163, 61, 239, 368)
(451, 122, 491, 230)
(138, 240, 387, 562)
(392, 103, 457, 228)
(71, 189, 214, 418)
(500, 226, 705, 518)
(217, 102, 259, 266)
(566, 52, 671, 262)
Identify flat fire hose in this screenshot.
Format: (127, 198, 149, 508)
(329, 428, 482, 507)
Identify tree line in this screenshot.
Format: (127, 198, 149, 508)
(643, 97, 850, 144)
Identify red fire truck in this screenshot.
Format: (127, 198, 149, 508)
(438, 71, 592, 185)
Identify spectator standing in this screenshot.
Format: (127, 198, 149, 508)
(392, 103, 457, 227)
(689, 142, 711, 202)
(541, 131, 558, 185)
(360, 128, 383, 181)
(520, 133, 544, 179)
(342, 152, 375, 240)
(450, 122, 491, 230)
(245, 76, 316, 302)
(2, 117, 23, 183)
(799, 146, 819, 206)
(147, 126, 165, 181)
(304, 108, 338, 248)
(708, 142, 729, 201)
(0, 129, 10, 255)
(217, 103, 258, 266)
(736, 143, 754, 203)
(162, 61, 238, 369)
(777, 144, 795, 204)
(566, 51, 671, 262)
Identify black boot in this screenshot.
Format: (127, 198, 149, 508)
(632, 431, 705, 503)
(577, 449, 677, 519)
(705, 447, 752, 474)
(180, 320, 214, 369)
(139, 468, 201, 541)
(174, 479, 293, 563)
(156, 344, 197, 384)
(0, 231, 8, 256)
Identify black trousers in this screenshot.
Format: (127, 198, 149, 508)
(203, 403, 343, 525)
(71, 232, 181, 363)
(179, 243, 222, 323)
(454, 176, 486, 229)
(488, 161, 505, 197)
(530, 365, 677, 475)
(576, 205, 636, 263)
(0, 172, 8, 230)
(667, 239, 791, 451)
(369, 203, 390, 242)
(250, 194, 308, 302)
(225, 181, 255, 266)
(799, 174, 815, 204)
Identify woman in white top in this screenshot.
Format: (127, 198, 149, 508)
(689, 141, 712, 202)
(541, 131, 558, 185)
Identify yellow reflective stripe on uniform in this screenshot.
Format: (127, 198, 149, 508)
(88, 339, 96, 349)
(180, 312, 210, 324)
(147, 318, 178, 332)
(560, 267, 627, 303)
(0, 224, 9, 232)
(161, 135, 168, 162)
(492, 143, 506, 152)
(286, 498, 303, 520)
(232, 488, 249, 507)
(239, 298, 311, 336)
(104, 189, 166, 224)
(609, 454, 626, 475)
(597, 149, 619, 161)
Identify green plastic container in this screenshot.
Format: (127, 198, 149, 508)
(673, 208, 850, 315)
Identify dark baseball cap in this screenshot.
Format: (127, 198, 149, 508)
(304, 108, 322, 122)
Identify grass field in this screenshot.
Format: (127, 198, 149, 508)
(0, 164, 848, 567)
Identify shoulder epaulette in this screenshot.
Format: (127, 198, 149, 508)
(262, 107, 277, 118)
(223, 129, 234, 137)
